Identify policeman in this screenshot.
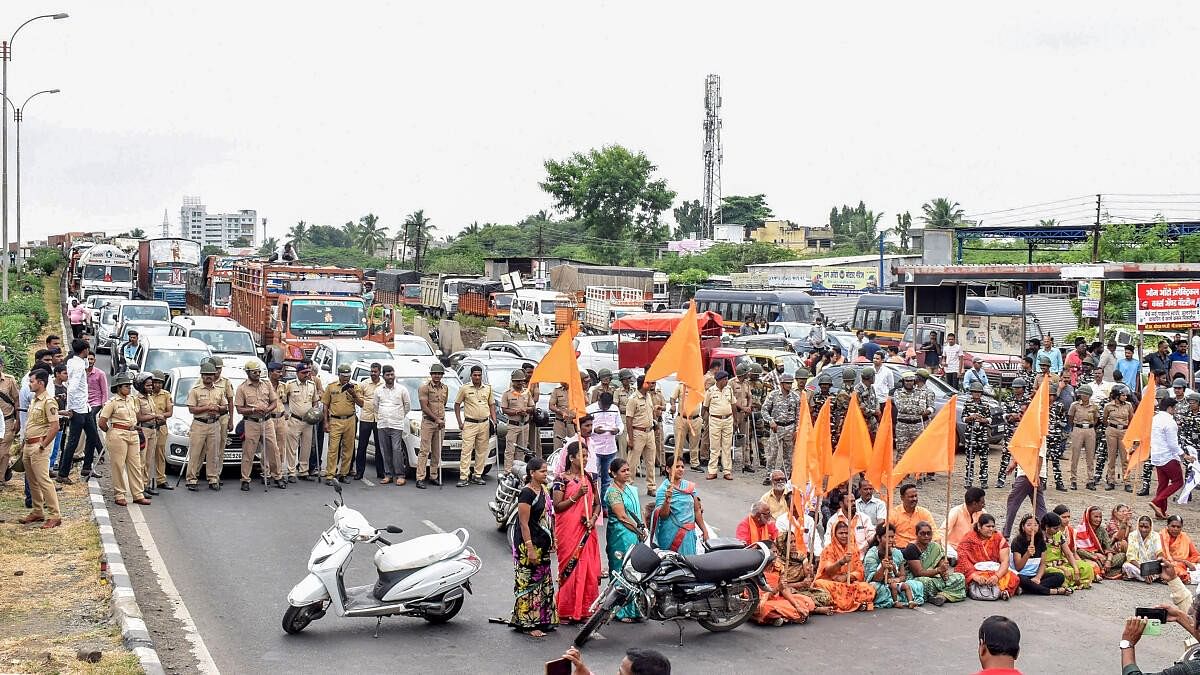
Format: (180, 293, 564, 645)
(1102, 384, 1134, 492)
(626, 375, 658, 494)
(186, 361, 227, 491)
(1066, 383, 1099, 491)
(615, 368, 636, 457)
(101, 371, 152, 506)
(454, 364, 494, 487)
(268, 362, 291, 481)
(832, 368, 857, 448)
(794, 366, 811, 391)
(811, 372, 834, 423)
(589, 368, 614, 403)
(748, 364, 771, 469)
(0, 355, 19, 465)
(205, 356, 235, 438)
(893, 372, 929, 461)
(704, 370, 736, 480)
(761, 373, 800, 482)
(501, 368, 533, 471)
(549, 374, 582, 451)
(1086, 382, 1111, 491)
(236, 360, 283, 490)
(416, 363, 448, 488)
(138, 371, 169, 496)
(1047, 379, 1070, 492)
(18, 369, 60, 528)
(650, 379, 667, 475)
(1179, 391, 1200, 450)
(670, 381, 704, 471)
(995, 377, 1030, 489)
(322, 363, 364, 485)
(962, 381, 991, 489)
(284, 363, 320, 481)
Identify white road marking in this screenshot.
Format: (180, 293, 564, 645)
(129, 505, 221, 675)
(422, 519, 445, 533)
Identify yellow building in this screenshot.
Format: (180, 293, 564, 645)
(748, 220, 835, 253)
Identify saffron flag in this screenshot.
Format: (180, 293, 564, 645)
(827, 392, 872, 488)
(890, 396, 958, 490)
(866, 398, 894, 497)
(1008, 375, 1051, 487)
(1124, 378, 1158, 478)
(528, 321, 587, 422)
(811, 398, 834, 494)
(645, 301, 706, 412)
(789, 393, 812, 490)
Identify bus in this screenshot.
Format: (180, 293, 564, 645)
(899, 296, 1026, 387)
(852, 294, 906, 346)
(693, 288, 817, 334)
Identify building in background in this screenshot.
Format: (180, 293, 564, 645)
(745, 253, 922, 292)
(181, 196, 256, 249)
(747, 220, 835, 253)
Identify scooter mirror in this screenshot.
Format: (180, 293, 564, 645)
(385, 525, 404, 534)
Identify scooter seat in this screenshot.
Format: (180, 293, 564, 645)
(680, 548, 764, 583)
(375, 532, 465, 573)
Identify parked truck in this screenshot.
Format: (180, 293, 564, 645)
(611, 310, 728, 371)
(419, 274, 479, 317)
(373, 269, 423, 306)
(582, 286, 645, 334)
(458, 279, 512, 324)
(230, 261, 394, 366)
(548, 263, 669, 312)
(185, 255, 248, 317)
(137, 238, 202, 315)
(77, 243, 135, 301)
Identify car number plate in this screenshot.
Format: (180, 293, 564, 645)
(223, 451, 241, 462)
(540, 429, 553, 439)
(447, 440, 462, 450)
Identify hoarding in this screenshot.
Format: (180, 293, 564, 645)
(1136, 282, 1200, 331)
(1078, 279, 1102, 319)
(148, 239, 201, 266)
(809, 266, 878, 293)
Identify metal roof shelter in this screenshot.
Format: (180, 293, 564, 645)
(953, 222, 1200, 263)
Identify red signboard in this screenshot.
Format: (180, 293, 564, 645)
(1136, 282, 1200, 331)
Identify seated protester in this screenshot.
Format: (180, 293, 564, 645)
(735, 501, 779, 546)
(903, 520, 967, 605)
(1075, 504, 1125, 580)
(823, 488, 874, 553)
(753, 535, 834, 626)
(944, 486, 986, 564)
(1125, 515, 1166, 583)
(776, 507, 823, 560)
(1010, 514, 1069, 596)
(889, 482, 941, 549)
(759, 470, 791, 519)
(765, 534, 836, 614)
(864, 523, 924, 609)
(1161, 515, 1200, 584)
(1108, 504, 1134, 566)
(955, 513, 1020, 600)
(813, 520, 876, 613)
(1048, 505, 1096, 589)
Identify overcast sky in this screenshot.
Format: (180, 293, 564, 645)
(7, 1, 1200, 246)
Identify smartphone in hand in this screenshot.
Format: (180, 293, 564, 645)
(545, 657, 572, 675)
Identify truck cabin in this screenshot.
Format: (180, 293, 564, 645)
(611, 310, 724, 370)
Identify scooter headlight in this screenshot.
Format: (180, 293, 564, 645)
(337, 522, 361, 541)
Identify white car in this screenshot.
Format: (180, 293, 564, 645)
(349, 362, 498, 478)
(312, 339, 395, 381)
(111, 320, 177, 374)
(171, 315, 260, 369)
(131, 335, 213, 375)
(477, 340, 550, 362)
(573, 335, 618, 375)
(93, 306, 120, 354)
(164, 366, 249, 469)
(113, 299, 171, 340)
(389, 334, 441, 369)
(84, 294, 124, 332)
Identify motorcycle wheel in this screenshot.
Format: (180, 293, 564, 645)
(573, 586, 623, 648)
(697, 581, 759, 633)
(423, 595, 464, 624)
(1182, 642, 1200, 661)
(282, 602, 323, 634)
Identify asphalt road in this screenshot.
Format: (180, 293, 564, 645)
(92, 350, 1193, 674)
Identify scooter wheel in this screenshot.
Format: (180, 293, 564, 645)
(282, 602, 322, 634)
(422, 595, 464, 624)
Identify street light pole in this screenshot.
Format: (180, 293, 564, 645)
(12, 89, 59, 276)
(1, 12, 67, 302)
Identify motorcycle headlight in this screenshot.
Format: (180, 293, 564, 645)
(621, 556, 646, 584)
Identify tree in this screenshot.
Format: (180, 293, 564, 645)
(201, 245, 227, 258)
(828, 201, 884, 253)
(342, 220, 362, 245)
(231, 235, 252, 248)
(921, 198, 965, 229)
(354, 213, 388, 255)
(1037, 218, 1059, 228)
(461, 221, 482, 237)
(540, 144, 676, 264)
(288, 221, 310, 249)
(894, 211, 913, 252)
(404, 210, 435, 270)
(258, 237, 279, 257)
(128, 228, 146, 239)
(719, 194, 774, 228)
(673, 199, 703, 239)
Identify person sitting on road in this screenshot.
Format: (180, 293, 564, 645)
(945, 486, 986, 564)
(735, 501, 779, 546)
(864, 523, 924, 609)
(1124, 515, 1166, 583)
(1161, 514, 1200, 584)
(955, 513, 1020, 600)
(813, 520, 876, 613)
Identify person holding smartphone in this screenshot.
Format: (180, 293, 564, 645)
(1120, 604, 1200, 675)
(556, 646, 671, 675)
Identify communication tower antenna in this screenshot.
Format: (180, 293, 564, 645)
(161, 209, 170, 238)
(701, 74, 723, 240)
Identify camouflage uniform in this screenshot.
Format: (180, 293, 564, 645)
(893, 383, 929, 461)
(761, 384, 800, 476)
(855, 382, 880, 437)
(1178, 400, 1200, 487)
(1088, 389, 1111, 489)
(810, 387, 833, 424)
(995, 386, 1031, 488)
(749, 375, 772, 467)
(962, 391, 992, 488)
(1048, 396, 1069, 491)
(831, 371, 856, 449)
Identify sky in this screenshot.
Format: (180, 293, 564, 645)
(7, 1, 1200, 247)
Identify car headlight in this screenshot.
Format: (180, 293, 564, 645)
(168, 419, 188, 436)
(409, 419, 421, 435)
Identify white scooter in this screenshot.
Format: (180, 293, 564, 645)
(283, 484, 482, 636)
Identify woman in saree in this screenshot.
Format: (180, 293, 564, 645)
(1010, 514, 1069, 596)
(552, 441, 602, 624)
(814, 520, 876, 612)
(1125, 515, 1166, 582)
(864, 523, 924, 609)
(1108, 504, 1134, 557)
(1161, 515, 1200, 583)
(903, 520, 967, 605)
(604, 458, 645, 622)
(955, 513, 1020, 600)
(510, 458, 557, 637)
(1048, 505, 1096, 588)
(654, 457, 708, 555)
(753, 533, 821, 626)
(1075, 505, 1125, 580)
(767, 532, 837, 612)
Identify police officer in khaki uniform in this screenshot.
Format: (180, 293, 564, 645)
(0, 355, 20, 462)
(144, 371, 173, 492)
(416, 363, 448, 488)
(100, 371, 152, 506)
(501, 369, 534, 470)
(705, 371, 736, 480)
(454, 364, 495, 487)
(268, 363, 291, 481)
(671, 382, 704, 470)
(236, 360, 283, 490)
(549, 374, 585, 450)
(186, 361, 228, 491)
(626, 375, 659, 495)
(1067, 383, 1100, 490)
(322, 363, 364, 485)
(18, 369, 60, 528)
(650, 381, 667, 474)
(589, 368, 614, 403)
(614, 369, 636, 457)
(285, 364, 320, 481)
(206, 356, 235, 438)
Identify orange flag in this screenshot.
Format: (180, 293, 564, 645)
(789, 393, 812, 490)
(1008, 376, 1051, 487)
(827, 392, 872, 488)
(529, 321, 587, 422)
(890, 395, 958, 491)
(866, 398, 894, 495)
(811, 398, 834, 495)
(645, 301, 706, 412)
(1124, 378, 1158, 478)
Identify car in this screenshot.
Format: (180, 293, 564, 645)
(163, 366, 249, 470)
(352, 363, 498, 477)
(93, 306, 120, 354)
(84, 294, 124, 333)
(129, 335, 214, 376)
(573, 335, 619, 375)
(110, 321, 177, 374)
(454, 356, 552, 456)
(746, 348, 805, 377)
(113, 299, 171, 340)
(311, 339, 395, 381)
(170, 316, 260, 369)
(388, 334, 441, 369)
(477, 340, 551, 362)
(764, 322, 816, 352)
(445, 349, 531, 371)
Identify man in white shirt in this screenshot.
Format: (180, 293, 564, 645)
(941, 332, 964, 389)
(587, 392, 623, 481)
(1098, 340, 1120, 383)
(373, 365, 411, 485)
(1002, 441, 1048, 539)
(1150, 397, 1193, 519)
(59, 339, 104, 481)
(854, 479, 888, 528)
(871, 352, 895, 400)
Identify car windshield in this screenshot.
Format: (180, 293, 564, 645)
(123, 324, 172, 340)
(100, 309, 118, 326)
(770, 324, 810, 339)
(145, 349, 211, 373)
(83, 265, 132, 282)
(484, 368, 527, 391)
(539, 300, 557, 314)
(190, 330, 256, 355)
(121, 305, 170, 322)
(336, 349, 393, 369)
(289, 300, 365, 329)
(521, 343, 550, 361)
(778, 304, 813, 323)
(392, 341, 434, 357)
(397, 376, 460, 410)
(212, 281, 232, 305)
(580, 339, 617, 355)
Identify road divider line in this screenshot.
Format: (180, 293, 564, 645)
(422, 519, 445, 533)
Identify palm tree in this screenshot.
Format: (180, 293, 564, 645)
(921, 198, 965, 229)
(462, 221, 482, 237)
(258, 236, 279, 257)
(849, 209, 884, 252)
(404, 210, 435, 270)
(1037, 218, 1059, 228)
(354, 213, 389, 256)
(128, 228, 146, 239)
(288, 220, 310, 249)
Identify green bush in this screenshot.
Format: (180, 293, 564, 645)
(0, 295, 48, 326)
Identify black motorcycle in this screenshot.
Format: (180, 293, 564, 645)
(573, 539, 773, 647)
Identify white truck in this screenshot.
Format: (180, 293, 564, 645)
(78, 243, 136, 300)
(582, 286, 644, 334)
(419, 274, 479, 317)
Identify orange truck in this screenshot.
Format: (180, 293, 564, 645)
(458, 279, 512, 324)
(230, 261, 394, 366)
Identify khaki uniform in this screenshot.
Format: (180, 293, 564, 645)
(284, 378, 319, 477)
(651, 388, 667, 469)
(145, 389, 172, 484)
(455, 383, 493, 478)
(1067, 400, 1100, 483)
(215, 376, 234, 434)
(615, 385, 634, 457)
(417, 380, 449, 479)
(236, 379, 281, 481)
(101, 393, 145, 501)
(272, 380, 290, 475)
(501, 386, 533, 470)
(705, 384, 737, 475)
(589, 383, 614, 404)
(0, 373, 19, 458)
(626, 390, 658, 492)
(549, 386, 578, 450)
(322, 381, 361, 479)
(186, 382, 226, 485)
(23, 389, 59, 519)
(1104, 400, 1134, 486)
(731, 377, 752, 459)
(671, 384, 704, 468)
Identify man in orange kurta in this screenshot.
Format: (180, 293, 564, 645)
(889, 483, 941, 548)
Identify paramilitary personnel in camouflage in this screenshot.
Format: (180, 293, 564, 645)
(856, 368, 880, 436)
(811, 373, 834, 424)
(996, 378, 1031, 489)
(962, 381, 992, 489)
(748, 364, 772, 469)
(831, 368, 856, 448)
(893, 372, 930, 461)
(1048, 381, 1070, 492)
